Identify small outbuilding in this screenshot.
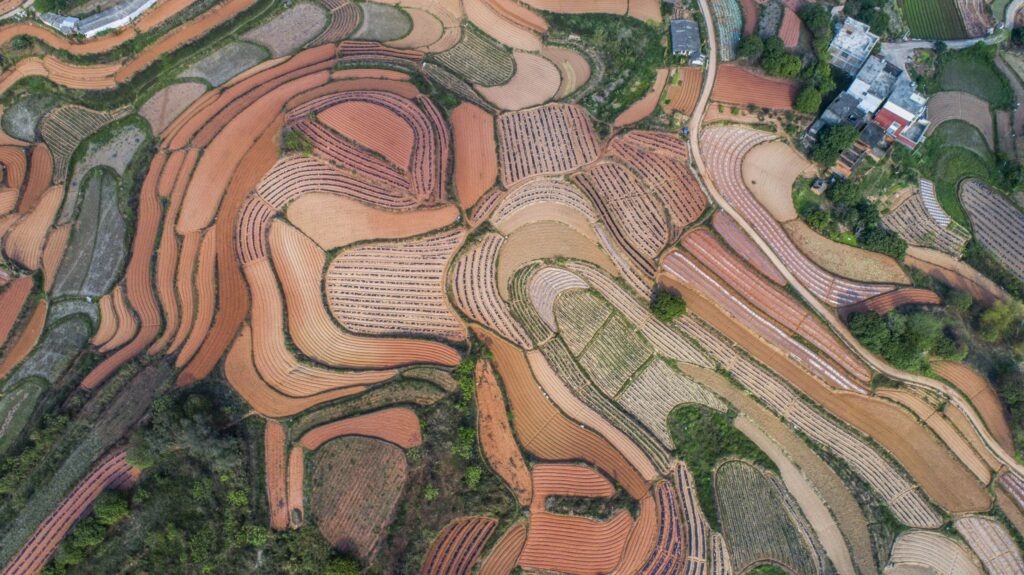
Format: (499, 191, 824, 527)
(670, 19, 703, 64)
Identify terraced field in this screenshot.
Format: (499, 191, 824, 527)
(0, 1, 1020, 573)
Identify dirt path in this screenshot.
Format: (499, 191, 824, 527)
(734, 416, 859, 575)
(994, 54, 1023, 159)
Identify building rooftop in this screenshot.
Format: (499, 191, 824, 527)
(886, 74, 928, 117)
(670, 19, 702, 56)
(829, 17, 880, 74)
(847, 56, 901, 102)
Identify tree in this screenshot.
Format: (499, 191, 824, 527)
(737, 35, 764, 60)
(799, 4, 833, 40)
(848, 311, 891, 352)
(979, 301, 1024, 343)
(794, 86, 822, 114)
(651, 289, 687, 321)
(761, 49, 803, 78)
(810, 124, 860, 166)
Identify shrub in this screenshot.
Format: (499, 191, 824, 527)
(794, 86, 821, 114)
(651, 289, 687, 321)
(737, 35, 764, 61)
(810, 124, 859, 166)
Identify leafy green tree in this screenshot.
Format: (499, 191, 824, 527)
(325, 558, 361, 575)
(848, 312, 891, 352)
(979, 301, 1024, 343)
(737, 35, 764, 60)
(810, 124, 860, 166)
(761, 49, 802, 78)
(92, 493, 129, 527)
(799, 4, 833, 40)
(465, 466, 483, 489)
(794, 86, 822, 114)
(946, 290, 974, 313)
(651, 289, 687, 321)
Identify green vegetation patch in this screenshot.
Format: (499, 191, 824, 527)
(666, 404, 776, 531)
(555, 289, 612, 354)
(351, 2, 412, 43)
(650, 289, 687, 322)
(897, 0, 967, 40)
(178, 41, 270, 88)
(714, 460, 819, 574)
(2, 94, 57, 142)
(930, 119, 991, 157)
(894, 113, 1009, 228)
(847, 309, 964, 372)
(0, 379, 47, 456)
(935, 44, 1014, 109)
(52, 169, 127, 298)
(578, 314, 653, 396)
(432, 26, 514, 87)
(545, 12, 667, 126)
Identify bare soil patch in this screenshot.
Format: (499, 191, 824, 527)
(784, 220, 912, 285)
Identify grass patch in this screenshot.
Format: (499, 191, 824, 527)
(933, 44, 1014, 109)
(666, 404, 776, 532)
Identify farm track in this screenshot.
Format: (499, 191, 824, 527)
(264, 420, 289, 531)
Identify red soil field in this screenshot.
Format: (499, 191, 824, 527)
(838, 287, 942, 320)
(473, 325, 649, 499)
(700, 126, 894, 306)
(712, 210, 787, 285)
(175, 229, 216, 366)
(712, 64, 798, 109)
(40, 223, 69, 292)
(464, 0, 543, 51)
(739, 0, 757, 34)
(179, 119, 281, 385)
(933, 361, 1015, 454)
(779, 7, 802, 48)
(0, 450, 137, 575)
(659, 274, 991, 514)
(518, 511, 632, 574)
(0, 277, 32, 347)
(309, 437, 408, 562)
(665, 66, 704, 116)
(614, 68, 669, 127)
(285, 193, 459, 250)
(486, 0, 547, 32)
(245, 258, 398, 396)
(287, 447, 305, 528)
(166, 230, 200, 354)
(0, 300, 46, 380)
(17, 145, 53, 214)
(5, 186, 62, 270)
(98, 286, 138, 354)
(224, 326, 371, 418)
(476, 53, 560, 110)
(265, 420, 289, 531)
(497, 104, 600, 186)
(636, 481, 686, 573)
(476, 361, 532, 506)
(298, 408, 423, 450)
(318, 100, 415, 168)
(451, 102, 498, 208)
(93, 294, 118, 349)
(177, 72, 329, 233)
(422, 516, 498, 575)
(0, 146, 26, 190)
(615, 493, 658, 574)
(477, 522, 528, 575)
(607, 130, 706, 230)
(530, 464, 614, 505)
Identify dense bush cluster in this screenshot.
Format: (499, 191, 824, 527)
(799, 173, 908, 260)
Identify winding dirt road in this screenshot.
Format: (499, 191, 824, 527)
(686, 0, 1024, 486)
